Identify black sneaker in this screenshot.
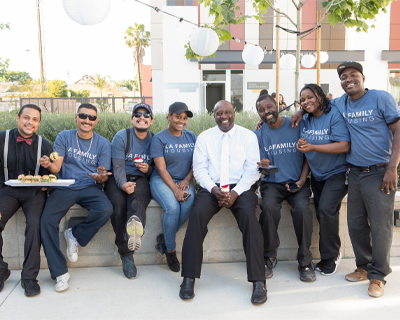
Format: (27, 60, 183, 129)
(264, 257, 277, 279)
(165, 251, 180, 272)
(155, 233, 167, 254)
(298, 263, 316, 282)
(315, 260, 325, 272)
(321, 253, 342, 276)
(21, 279, 41, 297)
(0, 269, 11, 292)
(121, 255, 137, 279)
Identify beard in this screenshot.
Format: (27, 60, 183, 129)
(263, 112, 278, 125)
(135, 127, 148, 133)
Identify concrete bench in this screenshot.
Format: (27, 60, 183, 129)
(3, 194, 400, 270)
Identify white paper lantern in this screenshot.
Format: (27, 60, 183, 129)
(189, 28, 219, 57)
(320, 51, 329, 64)
(242, 45, 264, 66)
(301, 54, 316, 68)
(280, 54, 296, 70)
(62, 0, 111, 26)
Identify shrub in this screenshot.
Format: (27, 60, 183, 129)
(0, 110, 265, 144)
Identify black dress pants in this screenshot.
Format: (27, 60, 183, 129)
(181, 184, 265, 282)
(259, 180, 313, 267)
(311, 172, 348, 260)
(347, 166, 394, 283)
(0, 186, 47, 280)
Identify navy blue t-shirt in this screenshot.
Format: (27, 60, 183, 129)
(332, 89, 400, 166)
(150, 129, 196, 180)
(254, 117, 304, 183)
(111, 128, 152, 177)
(300, 107, 350, 181)
(54, 129, 111, 190)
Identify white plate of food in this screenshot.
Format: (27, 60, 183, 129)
(5, 174, 75, 187)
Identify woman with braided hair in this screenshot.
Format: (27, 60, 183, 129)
(297, 83, 350, 276)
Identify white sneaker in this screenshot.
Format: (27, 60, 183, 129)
(64, 228, 79, 262)
(55, 273, 70, 292)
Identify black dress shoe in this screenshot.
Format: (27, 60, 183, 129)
(251, 281, 267, 305)
(299, 263, 316, 282)
(179, 277, 195, 300)
(0, 269, 11, 292)
(21, 279, 41, 297)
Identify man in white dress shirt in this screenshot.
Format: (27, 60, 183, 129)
(179, 100, 267, 305)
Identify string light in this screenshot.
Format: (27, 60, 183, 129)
(134, 0, 262, 50)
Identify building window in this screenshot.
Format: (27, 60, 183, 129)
(231, 70, 243, 112)
(389, 71, 400, 106)
(202, 71, 226, 82)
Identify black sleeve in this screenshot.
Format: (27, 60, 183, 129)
(38, 138, 53, 176)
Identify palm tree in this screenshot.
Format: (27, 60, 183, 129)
(124, 23, 150, 97)
(92, 74, 110, 97)
(91, 74, 111, 112)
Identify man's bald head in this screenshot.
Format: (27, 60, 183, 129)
(214, 100, 235, 132)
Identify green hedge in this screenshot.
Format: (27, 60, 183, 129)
(0, 110, 279, 145)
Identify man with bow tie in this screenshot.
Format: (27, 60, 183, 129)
(0, 104, 53, 297)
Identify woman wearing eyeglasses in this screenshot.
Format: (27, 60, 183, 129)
(150, 102, 196, 272)
(297, 84, 350, 276)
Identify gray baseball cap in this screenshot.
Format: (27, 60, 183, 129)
(132, 103, 152, 116)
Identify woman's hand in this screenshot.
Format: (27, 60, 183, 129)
(178, 179, 190, 191)
(173, 188, 187, 202)
(297, 143, 314, 153)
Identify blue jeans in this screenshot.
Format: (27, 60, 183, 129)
(41, 186, 113, 279)
(150, 174, 195, 251)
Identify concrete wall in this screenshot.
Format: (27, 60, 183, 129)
(4, 194, 400, 271)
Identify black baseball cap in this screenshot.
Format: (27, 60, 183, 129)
(132, 103, 152, 117)
(168, 102, 193, 117)
(337, 61, 363, 77)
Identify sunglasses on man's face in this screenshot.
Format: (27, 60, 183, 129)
(77, 113, 97, 121)
(133, 112, 151, 119)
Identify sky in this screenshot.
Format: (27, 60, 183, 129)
(0, 0, 152, 85)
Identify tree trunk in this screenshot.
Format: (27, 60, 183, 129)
(295, 6, 301, 111)
(137, 51, 143, 97)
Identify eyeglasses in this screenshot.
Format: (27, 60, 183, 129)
(133, 112, 151, 118)
(77, 113, 97, 121)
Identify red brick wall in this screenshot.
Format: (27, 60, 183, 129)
(142, 65, 153, 105)
(389, 0, 400, 69)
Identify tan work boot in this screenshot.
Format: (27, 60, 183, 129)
(345, 267, 368, 282)
(368, 279, 384, 298)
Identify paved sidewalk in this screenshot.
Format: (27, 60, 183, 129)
(1, 257, 399, 320)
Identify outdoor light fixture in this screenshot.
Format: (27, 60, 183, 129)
(62, 0, 111, 25)
(242, 45, 264, 66)
(280, 54, 296, 70)
(189, 28, 220, 57)
(301, 54, 316, 68)
(320, 51, 329, 64)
